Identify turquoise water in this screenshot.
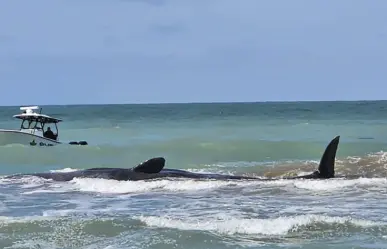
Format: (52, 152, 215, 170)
(1, 101, 387, 248)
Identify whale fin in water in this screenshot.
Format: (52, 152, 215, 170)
(133, 157, 166, 174)
(317, 135, 340, 178)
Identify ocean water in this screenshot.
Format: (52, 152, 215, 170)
(1, 101, 387, 249)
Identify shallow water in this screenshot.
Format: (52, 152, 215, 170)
(1, 101, 387, 248)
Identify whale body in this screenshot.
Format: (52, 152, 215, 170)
(8, 136, 340, 182)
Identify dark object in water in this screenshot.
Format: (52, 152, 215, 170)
(8, 136, 340, 182)
(69, 141, 88, 145)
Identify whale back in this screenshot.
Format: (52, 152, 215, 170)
(132, 157, 166, 174)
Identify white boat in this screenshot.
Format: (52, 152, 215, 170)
(0, 106, 87, 146)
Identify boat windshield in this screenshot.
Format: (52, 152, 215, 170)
(21, 119, 43, 130)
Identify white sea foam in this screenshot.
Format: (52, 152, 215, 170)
(65, 177, 387, 194)
(0, 175, 50, 188)
(69, 178, 242, 194)
(0, 212, 380, 238)
(293, 177, 387, 191)
(50, 168, 79, 173)
(0, 215, 55, 224)
(138, 214, 382, 236)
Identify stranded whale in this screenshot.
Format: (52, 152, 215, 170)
(6, 136, 340, 182)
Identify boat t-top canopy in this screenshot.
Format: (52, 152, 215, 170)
(12, 106, 62, 124)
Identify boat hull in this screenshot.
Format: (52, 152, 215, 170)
(0, 129, 61, 146)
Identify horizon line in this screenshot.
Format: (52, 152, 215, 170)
(0, 99, 386, 108)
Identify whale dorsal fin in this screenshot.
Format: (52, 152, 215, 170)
(133, 157, 166, 174)
(317, 136, 340, 178)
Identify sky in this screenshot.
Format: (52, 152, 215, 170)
(0, 0, 386, 105)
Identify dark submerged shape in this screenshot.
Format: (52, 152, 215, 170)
(69, 141, 88, 146)
(9, 136, 340, 182)
(9, 157, 167, 181)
